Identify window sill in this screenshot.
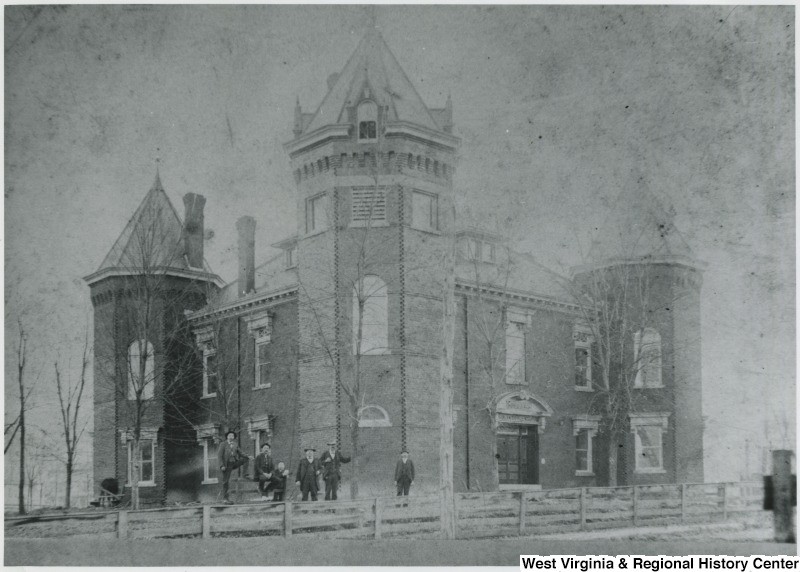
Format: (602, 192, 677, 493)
(634, 468, 666, 474)
(125, 482, 156, 488)
(499, 484, 542, 491)
(253, 384, 271, 390)
(574, 386, 593, 392)
(633, 384, 664, 390)
(575, 470, 595, 477)
(201, 393, 217, 400)
(354, 350, 392, 356)
(202, 478, 219, 485)
(350, 220, 389, 228)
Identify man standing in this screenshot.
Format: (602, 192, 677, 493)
(319, 440, 351, 501)
(217, 430, 251, 504)
(394, 449, 415, 497)
(254, 442, 276, 501)
(295, 447, 321, 501)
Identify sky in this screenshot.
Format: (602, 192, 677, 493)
(4, 5, 795, 492)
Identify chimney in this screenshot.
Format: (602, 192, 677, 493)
(293, 96, 303, 138)
(182, 193, 206, 269)
(237, 216, 256, 297)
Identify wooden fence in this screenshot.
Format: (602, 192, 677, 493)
(5, 481, 763, 540)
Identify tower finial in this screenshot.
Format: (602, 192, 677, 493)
(153, 148, 162, 189)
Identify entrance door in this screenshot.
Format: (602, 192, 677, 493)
(498, 426, 539, 485)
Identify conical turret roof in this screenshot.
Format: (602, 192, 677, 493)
(303, 27, 441, 134)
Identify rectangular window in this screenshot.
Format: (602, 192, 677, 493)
(633, 329, 663, 388)
(285, 246, 297, 269)
(202, 352, 217, 398)
(202, 440, 219, 484)
(254, 340, 270, 389)
(306, 193, 327, 233)
(351, 187, 387, 225)
(411, 190, 438, 231)
(505, 321, 526, 385)
(481, 241, 495, 263)
(634, 426, 664, 472)
(575, 429, 590, 473)
(127, 439, 155, 486)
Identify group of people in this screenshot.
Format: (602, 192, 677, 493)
(216, 431, 415, 504)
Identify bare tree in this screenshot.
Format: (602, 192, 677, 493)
(52, 328, 91, 508)
(11, 319, 33, 514)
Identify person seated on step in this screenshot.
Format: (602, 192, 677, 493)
(271, 461, 290, 501)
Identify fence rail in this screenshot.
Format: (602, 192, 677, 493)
(5, 481, 764, 540)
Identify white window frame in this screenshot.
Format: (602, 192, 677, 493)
(630, 413, 669, 474)
(127, 340, 155, 401)
(306, 192, 328, 234)
(504, 309, 529, 385)
(633, 328, 663, 388)
(244, 313, 272, 389)
(573, 324, 594, 391)
(125, 436, 156, 487)
(573, 415, 601, 476)
(411, 190, 439, 232)
(353, 275, 389, 355)
(286, 245, 297, 269)
(254, 338, 271, 389)
(195, 423, 221, 484)
(358, 404, 392, 428)
(202, 348, 217, 398)
(246, 414, 273, 457)
(201, 439, 219, 484)
(195, 326, 217, 399)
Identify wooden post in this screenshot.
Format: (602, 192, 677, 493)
(284, 501, 293, 538)
(374, 497, 382, 539)
(680, 484, 686, 524)
(579, 488, 587, 531)
(772, 450, 795, 543)
(202, 505, 211, 539)
(721, 483, 728, 520)
(519, 493, 527, 535)
(118, 510, 128, 539)
(632, 486, 639, 526)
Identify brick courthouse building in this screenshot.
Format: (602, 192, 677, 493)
(86, 29, 704, 504)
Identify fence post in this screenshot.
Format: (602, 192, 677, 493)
(680, 484, 686, 524)
(721, 483, 728, 520)
(284, 501, 292, 538)
(202, 505, 211, 539)
(118, 510, 128, 539)
(519, 493, 527, 535)
(632, 486, 639, 527)
(579, 488, 587, 531)
(374, 497, 383, 539)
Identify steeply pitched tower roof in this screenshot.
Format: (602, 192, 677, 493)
(583, 184, 701, 270)
(303, 27, 441, 134)
(86, 173, 222, 286)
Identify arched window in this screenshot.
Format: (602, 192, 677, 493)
(633, 328, 662, 388)
(357, 100, 377, 141)
(353, 275, 388, 355)
(358, 405, 392, 427)
(128, 340, 155, 400)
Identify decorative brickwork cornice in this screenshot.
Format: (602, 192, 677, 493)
(189, 285, 297, 324)
(455, 279, 585, 316)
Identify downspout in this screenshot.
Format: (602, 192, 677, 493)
(464, 295, 470, 489)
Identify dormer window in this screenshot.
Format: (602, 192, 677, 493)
(358, 100, 377, 141)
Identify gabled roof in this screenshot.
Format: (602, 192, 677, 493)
(584, 184, 699, 269)
(87, 173, 221, 285)
(303, 27, 441, 134)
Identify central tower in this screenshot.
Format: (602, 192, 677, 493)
(283, 27, 460, 497)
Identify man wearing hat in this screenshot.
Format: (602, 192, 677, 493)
(217, 430, 252, 504)
(394, 449, 415, 497)
(295, 447, 321, 501)
(319, 440, 351, 501)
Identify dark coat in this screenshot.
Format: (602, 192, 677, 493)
(395, 459, 415, 483)
(319, 449, 351, 480)
(217, 440, 246, 469)
(254, 452, 275, 481)
(295, 457, 320, 492)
